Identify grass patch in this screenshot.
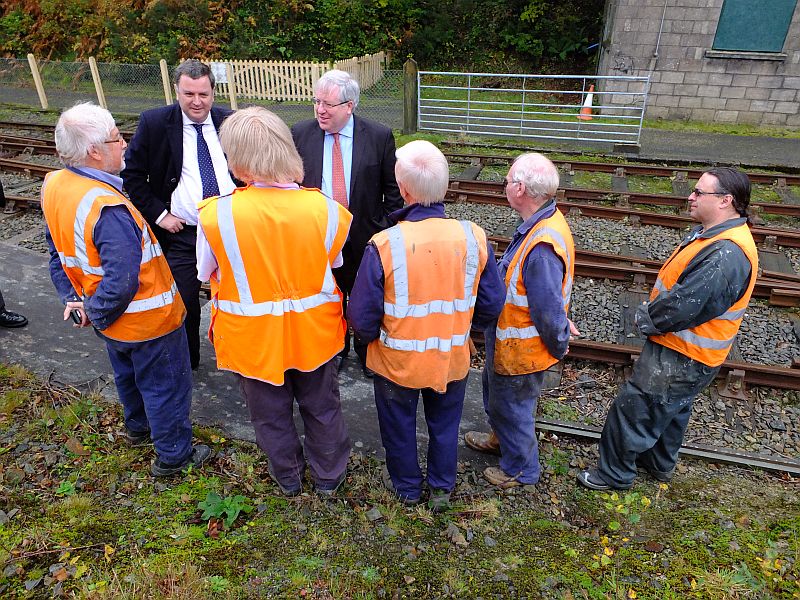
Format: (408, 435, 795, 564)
(645, 118, 800, 139)
(0, 362, 798, 598)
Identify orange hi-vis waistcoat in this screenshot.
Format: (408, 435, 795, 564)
(367, 218, 489, 393)
(648, 222, 758, 367)
(494, 209, 575, 376)
(41, 169, 184, 342)
(198, 186, 352, 385)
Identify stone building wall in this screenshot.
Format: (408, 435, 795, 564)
(598, 0, 800, 126)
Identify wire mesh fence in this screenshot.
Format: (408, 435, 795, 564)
(0, 58, 404, 130)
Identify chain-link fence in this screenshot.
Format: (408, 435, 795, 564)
(0, 58, 403, 130)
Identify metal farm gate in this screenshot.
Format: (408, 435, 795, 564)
(417, 71, 650, 146)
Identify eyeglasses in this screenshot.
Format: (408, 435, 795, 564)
(312, 98, 350, 110)
(691, 188, 726, 197)
(103, 133, 125, 144)
(502, 179, 521, 192)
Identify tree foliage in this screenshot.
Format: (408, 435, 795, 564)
(0, 0, 604, 71)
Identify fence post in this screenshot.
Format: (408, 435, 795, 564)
(88, 57, 107, 109)
(403, 58, 418, 135)
(160, 59, 173, 105)
(225, 62, 238, 110)
(26, 54, 48, 110)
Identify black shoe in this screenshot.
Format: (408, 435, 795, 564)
(124, 428, 151, 447)
(151, 444, 212, 477)
(314, 471, 346, 498)
(362, 366, 375, 379)
(0, 310, 28, 328)
(576, 468, 624, 491)
(268, 464, 303, 497)
(381, 466, 421, 506)
(635, 458, 675, 483)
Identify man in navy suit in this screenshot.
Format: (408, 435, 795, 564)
(122, 59, 236, 370)
(292, 69, 403, 376)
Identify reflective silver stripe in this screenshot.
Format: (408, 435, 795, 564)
(141, 226, 163, 264)
(496, 324, 540, 341)
(124, 283, 178, 314)
(321, 199, 340, 294)
(59, 252, 105, 276)
(213, 291, 342, 317)
(387, 226, 409, 306)
(384, 296, 477, 318)
(506, 225, 571, 306)
(717, 307, 746, 321)
(672, 328, 735, 351)
(213, 194, 341, 316)
(653, 278, 667, 294)
(563, 275, 573, 310)
(217, 195, 253, 304)
(379, 328, 470, 353)
(382, 221, 481, 319)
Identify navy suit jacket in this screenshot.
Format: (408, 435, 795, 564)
(121, 103, 233, 228)
(291, 115, 403, 284)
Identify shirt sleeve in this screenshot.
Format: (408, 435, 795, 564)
(347, 243, 386, 343)
(45, 223, 81, 304)
(523, 243, 570, 359)
(196, 220, 219, 282)
(83, 205, 143, 330)
(472, 237, 506, 331)
(637, 240, 751, 336)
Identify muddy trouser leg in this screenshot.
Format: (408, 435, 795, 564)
(597, 341, 718, 488)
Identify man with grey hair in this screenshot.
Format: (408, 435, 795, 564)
(42, 102, 210, 477)
(349, 140, 504, 509)
(292, 69, 402, 377)
(465, 153, 578, 489)
(122, 59, 236, 370)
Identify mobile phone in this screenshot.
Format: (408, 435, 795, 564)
(70, 309, 82, 324)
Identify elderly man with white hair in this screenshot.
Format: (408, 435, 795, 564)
(42, 102, 210, 478)
(465, 153, 578, 489)
(349, 140, 504, 510)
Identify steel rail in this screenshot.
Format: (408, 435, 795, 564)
(439, 140, 800, 180)
(0, 121, 135, 138)
(0, 157, 54, 178)
(537, 418, 800, 476)
(449, 179, 800, 218)
(447, 187, 800, 248)
(0, 139, 59, 155)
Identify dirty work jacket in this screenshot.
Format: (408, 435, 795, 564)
(42, 167, 184, 342)
(645, 219, 757, 367)
(197, 185, 352, 385)
(494, 201, 575, 375)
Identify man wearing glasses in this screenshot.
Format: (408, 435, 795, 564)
(292, 69, 403, 378)
(578, 167, 757, 491)
(122, 59, 236, 370)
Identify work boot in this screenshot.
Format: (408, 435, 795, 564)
(464, 430, 501, 456)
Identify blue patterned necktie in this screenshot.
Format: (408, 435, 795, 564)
(193, 123, 220, 199)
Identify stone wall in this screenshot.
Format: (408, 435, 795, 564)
(598, 0, 800, 126)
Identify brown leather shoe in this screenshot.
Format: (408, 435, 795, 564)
(483, 466, 521, 489)
(464, 430, 501, 456)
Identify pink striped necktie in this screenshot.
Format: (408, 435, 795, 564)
(332, 132, 348, 208)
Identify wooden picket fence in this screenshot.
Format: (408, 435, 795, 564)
(215, 51, 386, 101)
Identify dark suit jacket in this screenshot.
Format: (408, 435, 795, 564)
(291, 115, 403, 286)
(121, 103, 233, 229)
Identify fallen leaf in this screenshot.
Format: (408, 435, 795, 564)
(644, 540, 664, 553)
(403, 575, 415, 584)
(104, 545, 115, 563)
(53, 567, 69, 582)
(65, 438, 89, 456)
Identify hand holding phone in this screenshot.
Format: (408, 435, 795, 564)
(70, 309, 82, 324)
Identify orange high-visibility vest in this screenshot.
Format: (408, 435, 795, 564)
(648, 222, 758, 367)
(198, 186, 352, 385)
(41, 169, 185, 342)
(367, 218, 489, 393)
(494, 209, 575, 376)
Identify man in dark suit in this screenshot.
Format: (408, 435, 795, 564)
(292, 69, 403, 375)
(122, 59, 236, 370)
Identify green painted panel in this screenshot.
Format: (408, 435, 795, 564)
(713, 0, 797, 52)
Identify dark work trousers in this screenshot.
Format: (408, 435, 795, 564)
(481, 323, 544, 485)
(334, 244, 368, 367)
(239, 358, 351, 491)
(104, 326, 194, 465)
(374, 373, 468, 501)
(597, 341, 719, 488)
(0, 287, 5, 312)
(160, 225, 202, 369)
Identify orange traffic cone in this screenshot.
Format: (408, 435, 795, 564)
(578, 84, 594, 121)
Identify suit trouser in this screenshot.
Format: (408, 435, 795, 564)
(161, 226, 202, 369)
(334, 248, 368, 366)
(481, 323, 544, 485)
(238, 358, 351, 491)
(374, 373, 468, 500)
(103, 326, 194, 464)
(597, 341, 719, 488)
